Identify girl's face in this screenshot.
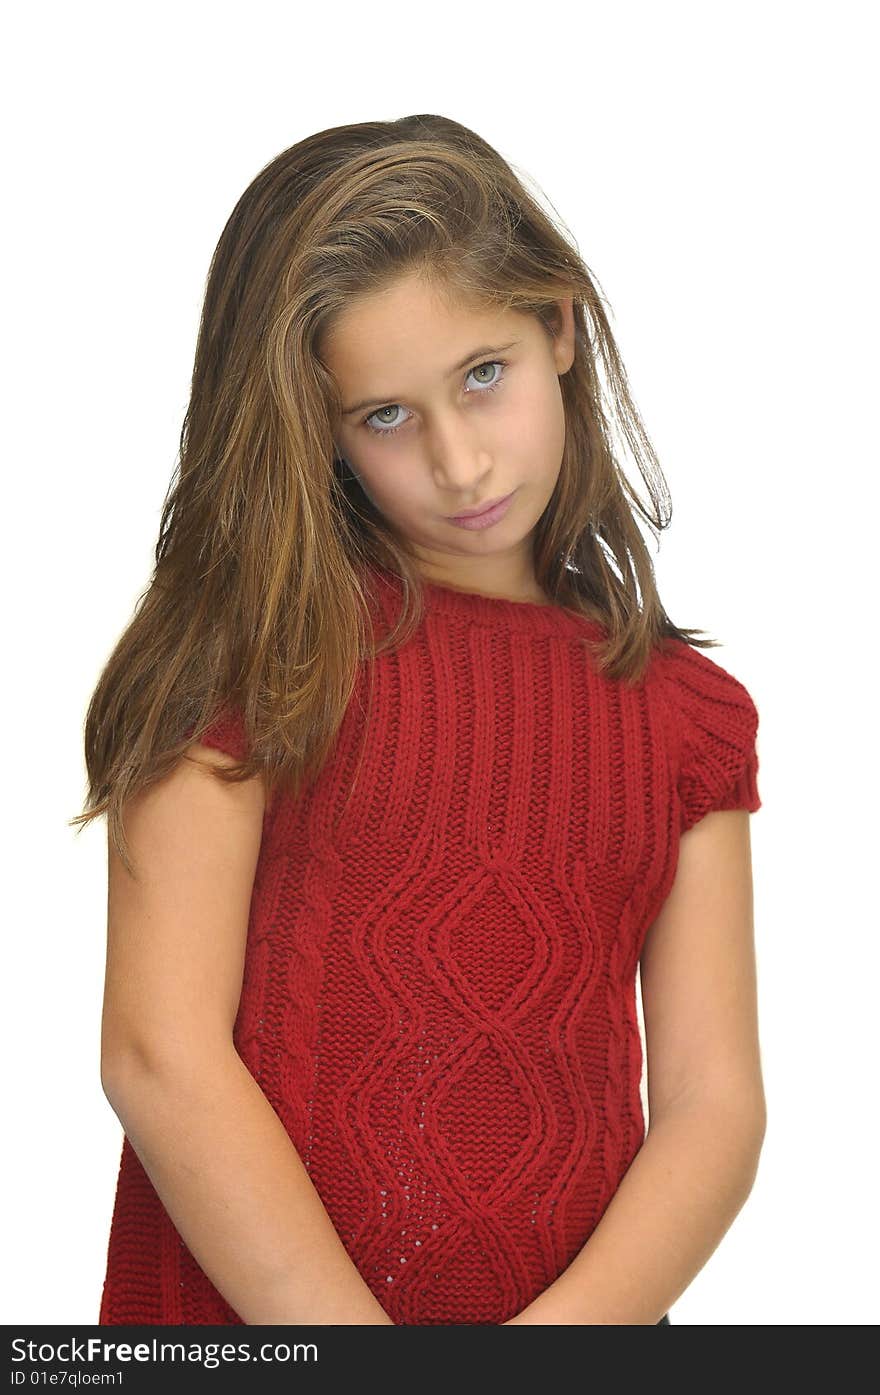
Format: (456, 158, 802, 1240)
(321, 272, 576, 598)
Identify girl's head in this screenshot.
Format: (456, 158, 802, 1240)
(74, 113, 704, 873)
(319, 269, 575, 600)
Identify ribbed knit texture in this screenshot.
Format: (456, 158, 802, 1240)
(99, 567, 761, 1326)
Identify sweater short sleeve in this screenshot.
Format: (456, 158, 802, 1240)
(183, 704, 249, 761)
(655, 639, 762, 835)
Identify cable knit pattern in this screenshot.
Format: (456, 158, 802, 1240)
(99, 568, 761, 1326)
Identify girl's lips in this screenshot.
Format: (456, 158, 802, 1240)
(447, 491, 516, 531)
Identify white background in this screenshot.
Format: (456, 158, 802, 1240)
(4, 0, 877, 1327)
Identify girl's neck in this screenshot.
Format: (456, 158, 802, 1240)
(423, 577, 554, 606)
(413, 560, 551, 607)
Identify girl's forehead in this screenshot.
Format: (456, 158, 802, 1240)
(328, 273, 514, 346)
(323, 287, 529, 377)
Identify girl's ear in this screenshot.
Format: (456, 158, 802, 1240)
(552, 297, 577, 374)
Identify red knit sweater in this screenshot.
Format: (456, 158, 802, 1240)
(99, 568, 761, 1326)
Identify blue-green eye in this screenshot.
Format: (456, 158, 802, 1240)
(363, 359, 509, 438)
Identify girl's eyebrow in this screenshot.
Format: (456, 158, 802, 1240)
(341, 339, 522, 416)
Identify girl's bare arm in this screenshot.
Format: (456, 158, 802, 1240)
(100, 742, 392, 1326)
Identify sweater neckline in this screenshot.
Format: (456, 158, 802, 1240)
(369, 566, 602, 639)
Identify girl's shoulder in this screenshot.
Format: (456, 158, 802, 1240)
(646, 636, 762, 835)
(184, 705, 249, 762)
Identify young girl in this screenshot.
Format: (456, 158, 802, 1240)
(79, 114, 764, 1327)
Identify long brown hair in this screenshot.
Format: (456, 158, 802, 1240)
(71, 113, 718, 876)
